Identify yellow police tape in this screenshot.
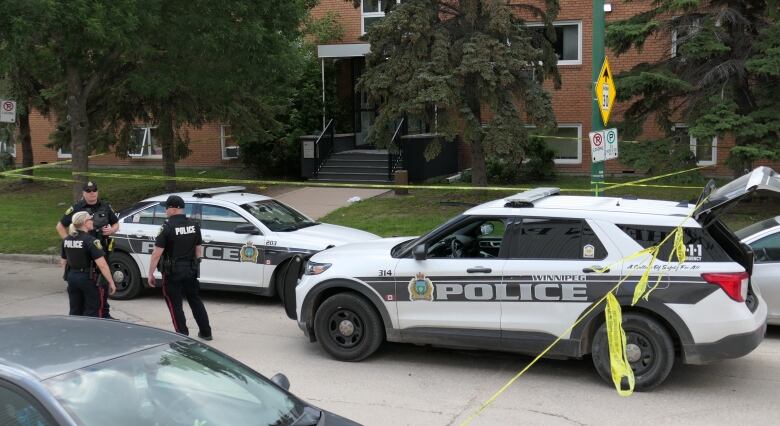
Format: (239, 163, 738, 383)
(460, 196, 705, 425)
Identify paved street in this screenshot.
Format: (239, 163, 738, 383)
(1, 259, 779, 425)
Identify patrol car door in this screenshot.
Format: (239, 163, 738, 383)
(118, 203, 196, 278)
(394, 216, 511, 347)
(499, 218, 622, 352)
(198, 204, 266, 287)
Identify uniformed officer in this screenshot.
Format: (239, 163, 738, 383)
(148, 195, 212, 340)
(56, 181, 120, 319)
(60, 211, 117, 317)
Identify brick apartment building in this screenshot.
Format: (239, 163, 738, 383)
(2, 1, 777, 178)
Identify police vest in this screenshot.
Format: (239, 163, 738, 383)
(63, 232, 103, 269)
(159, 215, 201, 261)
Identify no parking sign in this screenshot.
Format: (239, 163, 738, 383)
(0, 100, 16, 123)
(589, 128, 619, 163)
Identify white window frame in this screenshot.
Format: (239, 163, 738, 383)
(0, 138, 15, 157)
(526, 123, 582, 164)
(127, 126, 162, 159)
(57, 143, 72, 159)
(361, 0, 401, 35)
(220, 125, 239, 160)
(527, 20, 583, 66)
(674, 124, 717, 166)
(671, 19, 700, 58)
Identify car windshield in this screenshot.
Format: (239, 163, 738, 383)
(44, 341, 311, 426)
(241, 200, 316, 232)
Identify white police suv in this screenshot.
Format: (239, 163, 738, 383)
(109, 186, 378, 300)
(289, 167, 779, 390)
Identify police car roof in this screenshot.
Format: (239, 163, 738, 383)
(0, 316, 184, 380)
(147, 190, 271, 205)
(466, 194, 695, 222)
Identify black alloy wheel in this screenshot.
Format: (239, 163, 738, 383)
(314, 293, 383, 361)
(109, 252, 142, 300)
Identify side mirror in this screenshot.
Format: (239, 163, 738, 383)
(270, 373, 290, 390)
(413, 244, 426, 261)
(234, 224, 260, 235)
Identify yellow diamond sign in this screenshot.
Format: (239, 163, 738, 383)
(595, 57, 616, 126)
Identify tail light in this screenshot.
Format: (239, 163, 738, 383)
(701, 272, 750, 302)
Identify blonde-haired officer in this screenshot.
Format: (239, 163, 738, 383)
(60, 211, 117, 317)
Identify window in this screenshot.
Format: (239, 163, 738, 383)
(0, 137, 15, 157)
(201, 205, 249, 232)
(0, 382, 55, 426)
(529, 21, 582, 65)
(425, 216, 512, 259)
(618, 224, 730, 262)
(127, 203, 195, 225)
(58, 141, 72, 159)
(671, 19, 700, 59)
(241, 200, 313, 233)
(509, 218, 606, 260)
(362, 0, 401, 34)
(221, 125, 239, 159)
(528, 124, 582, 164)
(673, 124, 717, 166)
(128, 126, 161, 158)
(750, 233, 780, 263)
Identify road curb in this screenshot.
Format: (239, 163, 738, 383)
(0, 254, 60, 264)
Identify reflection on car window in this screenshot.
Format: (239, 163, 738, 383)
(751, 232, 780, 263)
(201, 205, 249, 232)
(130, 203, 195, 225)
(509, 218, 607, 260)
(426, 217, 511, 259)
(44, 341, 307, 426)
(0, 384, 53, 426)
(241, 200, 314, 232)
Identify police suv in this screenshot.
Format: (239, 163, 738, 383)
(289, 167, 779, 390)
(109, 186, 378, 300)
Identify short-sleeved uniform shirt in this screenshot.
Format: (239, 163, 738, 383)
(155, 214, 202, 260)
(60, 200, 119, 252)
(61, 231, 105, 269)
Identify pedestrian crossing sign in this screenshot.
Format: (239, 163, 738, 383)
(595, 57, 616, 126)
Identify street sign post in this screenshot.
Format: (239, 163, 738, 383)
(590, 128, 619, 164)
(0, 100, 16, 123)
(591, 0, 606, 196)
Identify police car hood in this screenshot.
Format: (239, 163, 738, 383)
(281, 223, 380, 248)
(310, 236, 415, 260)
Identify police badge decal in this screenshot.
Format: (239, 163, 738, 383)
(408, 272, 434, 301)
(240, 241, 259, 263)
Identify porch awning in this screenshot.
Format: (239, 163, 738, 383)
(317, 43, 370, 59)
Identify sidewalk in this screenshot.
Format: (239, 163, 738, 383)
(271, 186, 388, 220)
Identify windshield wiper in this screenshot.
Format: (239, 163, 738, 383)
(294, 222, 319, 230)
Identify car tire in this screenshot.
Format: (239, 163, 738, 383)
(109, 252, 143, 300)
(591, 313, 675, 391)
(314, 293, 383, 361)
(282, 256, 303, 320)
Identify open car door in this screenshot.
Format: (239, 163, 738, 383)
(695, 167, 780, 224)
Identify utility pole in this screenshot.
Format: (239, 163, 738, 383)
(591, 0, 605, 196)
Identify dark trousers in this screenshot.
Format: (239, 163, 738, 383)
(162, 264, 211, 336)
(97, 275, 112, 318)
(67, 271, 100, 317)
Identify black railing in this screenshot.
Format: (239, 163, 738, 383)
(387, 118, 405, 181)
(313, 119, 335, 178)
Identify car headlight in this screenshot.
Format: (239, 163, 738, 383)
(304, 261, 332, 275)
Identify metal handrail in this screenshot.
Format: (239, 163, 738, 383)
(313, 119, 335, 178)
(387, 118, 405, 181)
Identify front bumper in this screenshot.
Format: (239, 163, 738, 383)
(682, 321, 767, 364)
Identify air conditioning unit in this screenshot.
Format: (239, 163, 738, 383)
(224, 146, 239, 158)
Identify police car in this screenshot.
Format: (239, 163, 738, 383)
(109, 186, 379, 300)
(289, 167, 780, 390)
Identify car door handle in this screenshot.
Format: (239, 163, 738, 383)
(583, 266, 609, 273)
(467, 267, 492, 273)
(202, 235, 213, 243)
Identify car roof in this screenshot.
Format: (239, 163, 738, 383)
(0, 316, 183, 380)
(464, 193, 694, 221)
(145, 189, 271, 206)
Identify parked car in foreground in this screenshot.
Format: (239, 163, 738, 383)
(109, 186, 379, 300)
(0, 316, 359, 426)
(287, 166, 780, 391)
(737, 216, 780, 325)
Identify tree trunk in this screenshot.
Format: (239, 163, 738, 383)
(464, 77, 487, 186)
(160, 111, 177, 192)
(18, 104, 33, 184)
(66, 66, 90, 201)
(470, 136, 487, 186)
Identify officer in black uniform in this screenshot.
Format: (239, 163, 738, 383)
(148, 195, 212, 340)
(56, 181, 120, 319)
(60, 211, 117, 316)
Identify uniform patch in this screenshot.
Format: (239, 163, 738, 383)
(157, 226, 164, 236)
(65, 207, 73, 215)
(409, 272, 434, 301)
(93, 240, 103, 250)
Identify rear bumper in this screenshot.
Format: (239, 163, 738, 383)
(682, 321, 767, 364)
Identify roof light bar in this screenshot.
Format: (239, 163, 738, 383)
(504, 187, 560, 208)
(192, 186, 246, 198)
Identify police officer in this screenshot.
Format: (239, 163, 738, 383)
(60, 211, 117, 316)
(56, 181, 119, 319)
(148, 195, 212, 340)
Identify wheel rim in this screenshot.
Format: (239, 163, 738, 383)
(111, 261, 131, 292)
(625, 331, 657, 376)
(327, 309, 364, 349)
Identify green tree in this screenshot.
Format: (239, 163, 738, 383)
(607, 1, 780, 175)
(353, 0, 561, 185)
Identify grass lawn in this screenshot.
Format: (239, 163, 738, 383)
(1, 168, 777, 253)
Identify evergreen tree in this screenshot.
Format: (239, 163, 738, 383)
(355, 0, 561, 185)
(607, 1, 780, 175)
